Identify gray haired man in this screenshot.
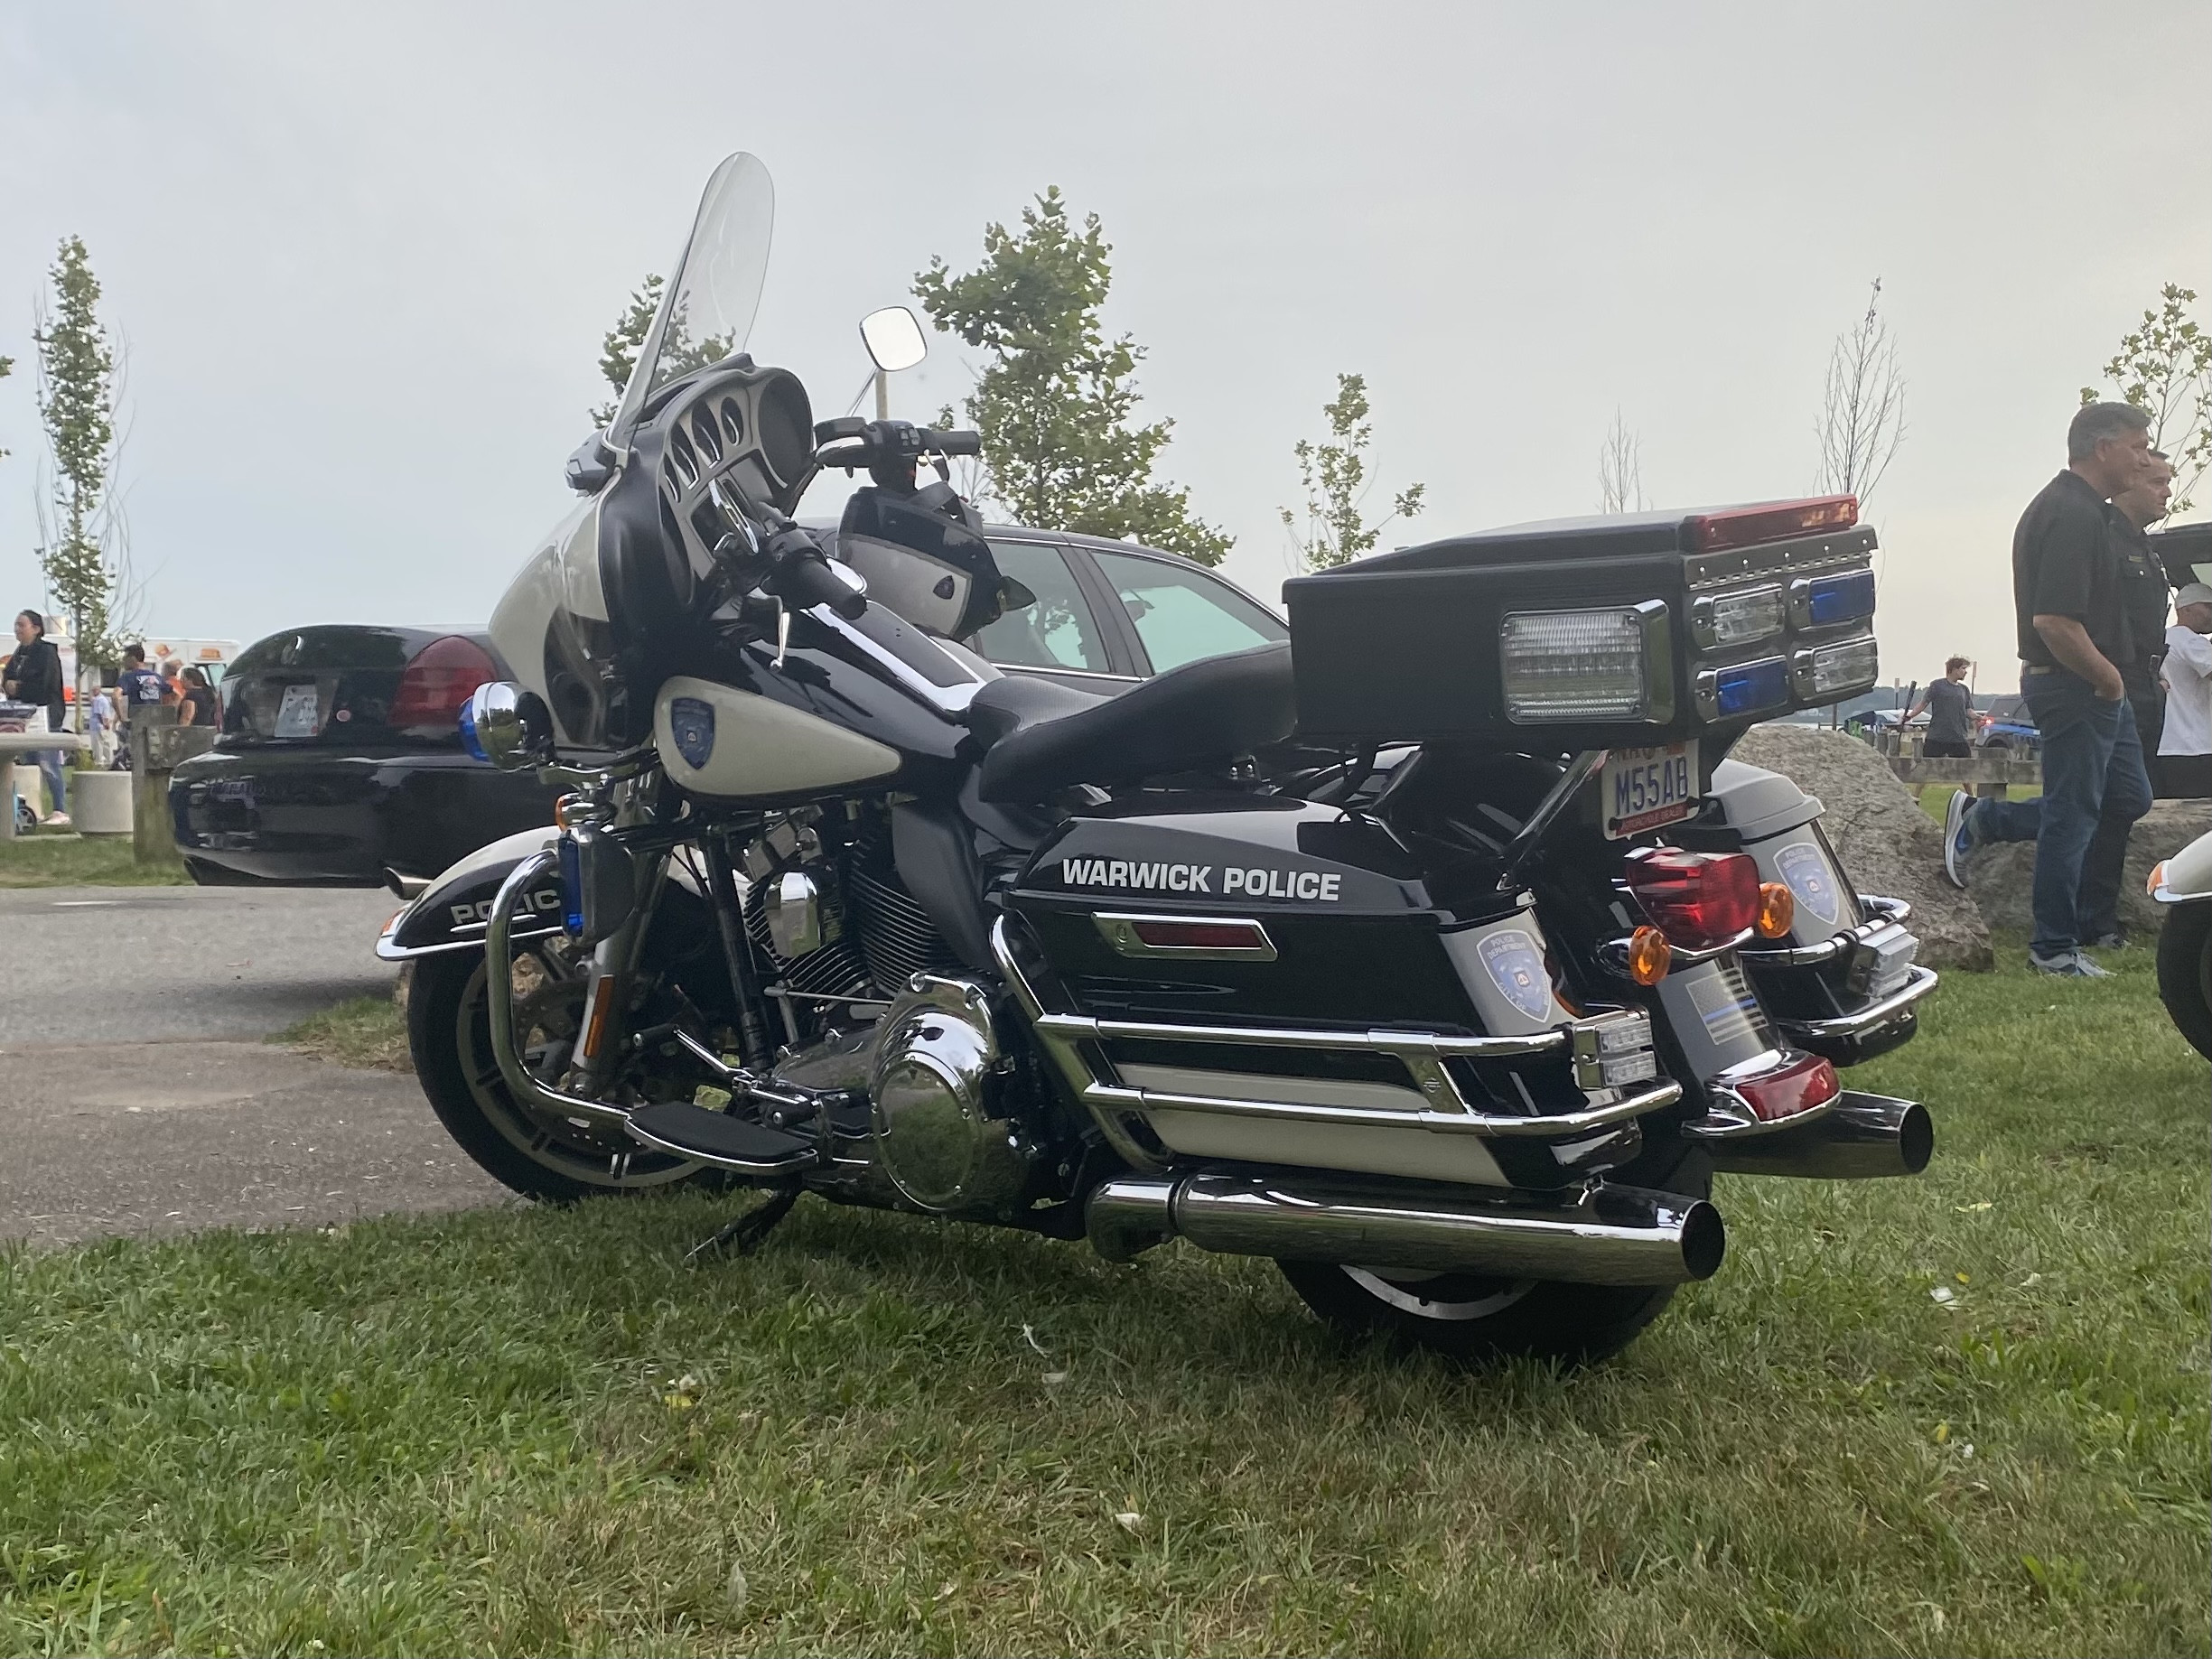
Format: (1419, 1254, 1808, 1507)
(1943, 401, 2155, 976)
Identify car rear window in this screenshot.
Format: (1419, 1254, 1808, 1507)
(219, 627, 443, 747)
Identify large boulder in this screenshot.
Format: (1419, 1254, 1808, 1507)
(1963, 797, 2212, 939)
(1730, 723, 1994, 970)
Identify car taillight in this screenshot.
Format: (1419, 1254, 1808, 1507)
(1623, 849, 1760, 948)
(1729, 1051, 1841, 1123)
(1682, 496, 1858, 552)
(390, 636, 499, 732)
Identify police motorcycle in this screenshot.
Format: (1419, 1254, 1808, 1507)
(380, 153, 1938, 1364)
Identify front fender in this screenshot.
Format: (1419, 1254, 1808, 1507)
(377, 826, 564, 958)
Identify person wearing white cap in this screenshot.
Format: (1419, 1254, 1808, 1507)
(2158, 582, 2212, 799)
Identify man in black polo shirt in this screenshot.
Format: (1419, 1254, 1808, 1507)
(1942, 401, 2154, 976)
(2078, 449, 2174, 943)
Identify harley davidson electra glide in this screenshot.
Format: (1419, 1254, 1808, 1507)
(380, 154, 1939, 1363)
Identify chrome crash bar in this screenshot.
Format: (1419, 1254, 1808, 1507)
(989, 916, 1681, 1168)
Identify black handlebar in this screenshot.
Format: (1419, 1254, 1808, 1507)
(760, 531, 868, 620)
(813, 418, 981, 468)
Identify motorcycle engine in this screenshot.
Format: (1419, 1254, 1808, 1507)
(742, 806, 1033, 1215)
(867, 977, 1031, 1214)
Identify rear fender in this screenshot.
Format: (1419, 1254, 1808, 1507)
(377, 827, 564, 958)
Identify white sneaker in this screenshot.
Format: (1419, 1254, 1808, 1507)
(2030, 948, 2111, 979)
(45, 812, 71, 828)
(1941, 790, 1975, 889)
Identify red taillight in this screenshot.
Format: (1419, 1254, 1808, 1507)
(1683, 496, 1857, 552)
(1731, 1051, 1841, 1123)
(1129, 918, 1273, 954)
(1623, 849, 1761, 948)
(389, 636, 499, 732)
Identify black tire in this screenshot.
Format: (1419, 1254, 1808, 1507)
(407, 946, 709, 1202)
(2156, 903, 2212, 1063)
(1276, 1261, 1679, 1366)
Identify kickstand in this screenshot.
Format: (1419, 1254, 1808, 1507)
(686, 1186, 800, 1263)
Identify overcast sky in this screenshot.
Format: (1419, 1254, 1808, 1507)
(3, 1, 2206, 689)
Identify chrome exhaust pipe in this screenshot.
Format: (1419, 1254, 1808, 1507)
(1703, 1091, 1932, 1180)
(1087, 1173, 1724, 1286)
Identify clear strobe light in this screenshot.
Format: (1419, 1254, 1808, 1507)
(1691, 584, 1786, 650)
(1797, 634, 1881, 698)
(1499, 606, 1657, 722)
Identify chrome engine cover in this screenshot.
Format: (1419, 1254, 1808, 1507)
(869, 976, 1028, 1214)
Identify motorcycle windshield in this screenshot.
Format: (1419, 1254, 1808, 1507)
(605, 152, 774, 447)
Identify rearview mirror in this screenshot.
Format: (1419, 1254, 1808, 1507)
(859, 306, 928, 374)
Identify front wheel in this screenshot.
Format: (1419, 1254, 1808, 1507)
(2156, 902, 2212, 1062)
(407, 945, 711, 1201)
(1275, 1262, 1678, 1365)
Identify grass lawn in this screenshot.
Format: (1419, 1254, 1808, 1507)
(272, 993, 413, 1073)
(2, 943, 2204, 1655)
(0, 833, 188, 888)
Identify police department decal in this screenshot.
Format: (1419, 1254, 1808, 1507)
(1059, 858, 1343, 901)
(1774, 841, 1841, 929)
(1476, 927, 1554, 1021)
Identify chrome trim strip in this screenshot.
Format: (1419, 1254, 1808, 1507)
(805, 604, 985, 716)
(1774, 964, 1938, 1040)
(1093, 912, 1278, 961)
(1091, 1075, 1682, 1139)
(1035, 1011, 1565, 1060)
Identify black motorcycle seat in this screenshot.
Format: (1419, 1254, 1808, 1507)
(969, 641, 1296, 804)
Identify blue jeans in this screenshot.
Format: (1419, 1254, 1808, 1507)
(1972, 671, 2153, 955)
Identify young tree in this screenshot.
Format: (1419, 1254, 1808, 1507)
(1280, 372, 1425, 570)
(2080, 282, 2210, 515)
(1597, 408, 1647, 513)
(1815, 277, 1907, 509)
(32, 236, 127, 667)
(913, 189, 1232, 565)
(591, 272, 663, 428)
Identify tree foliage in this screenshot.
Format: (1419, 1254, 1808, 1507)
(591, 272, 662, 428)
(32, 236, 126, 666)
(1598, 408, 1647, 514)
(1280, 373, 1425, 570)
(1815, 277, 1907, 509)
(913, 189, 1232, 566)
(2080, 282, 2210, 517)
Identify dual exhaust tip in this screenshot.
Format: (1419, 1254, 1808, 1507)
(1088, 1091, 1929, 1286)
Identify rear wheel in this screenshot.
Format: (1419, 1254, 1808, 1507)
(2156, 902, 2212, 1062)
(407, 943, 709, 1201)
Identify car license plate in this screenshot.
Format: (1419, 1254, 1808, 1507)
(274, 682, 322, 739)
(1602, 741, 1698, 839)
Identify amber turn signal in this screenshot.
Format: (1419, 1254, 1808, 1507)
(2147, 860, 2168, 896)
(1627, 925, 1672, 986)
(554, 792, 583, 831)
(1755, 881, 1796, 938)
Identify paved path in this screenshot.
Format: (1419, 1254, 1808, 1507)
(0, 885, 508, 1246)
(0, 884, 404, 1045)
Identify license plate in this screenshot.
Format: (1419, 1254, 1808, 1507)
(274, 682, 322, 738)
(1602, 741, 1699, 839)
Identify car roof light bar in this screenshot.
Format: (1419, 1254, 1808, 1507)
(1684, 496, 1859, 552)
